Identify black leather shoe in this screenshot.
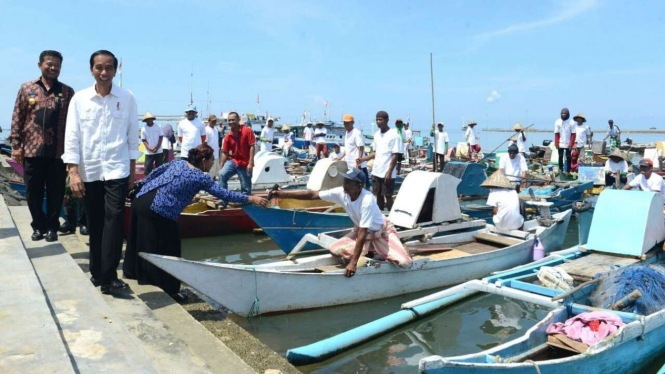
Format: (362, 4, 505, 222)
(100, 285, 112, 294)
(58, 221, 76, 234)
(31, 230, 44, 241)
(90, 276, 101, 287)
(110, 279, 129, 290)
(45, 230, 58, 242)
(79, 225, 89, 236)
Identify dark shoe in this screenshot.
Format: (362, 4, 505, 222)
(31, 230, 44, 241)
(90, 276, 101, 287)
(110, 279, 129, 290)
(45, 230, 58, 242)
(100, 285, 112, 294)
(79, 225, 89, 236)
(58, 221, 76, 234)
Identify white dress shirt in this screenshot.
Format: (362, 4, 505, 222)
(62, 83, 140, 182)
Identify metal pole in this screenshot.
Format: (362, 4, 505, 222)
(430, 53, 437, 172)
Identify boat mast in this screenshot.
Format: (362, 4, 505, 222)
(430, 52, 437, 171)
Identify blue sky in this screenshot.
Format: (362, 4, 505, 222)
(1, 0, 664, 137)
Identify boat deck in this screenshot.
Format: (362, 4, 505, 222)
(556, 249, 659, 281)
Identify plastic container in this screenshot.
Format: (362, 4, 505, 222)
(533, 237, 545, 261)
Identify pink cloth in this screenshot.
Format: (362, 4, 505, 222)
(328, 219, 413, 269)
(546, 311, 625, 345)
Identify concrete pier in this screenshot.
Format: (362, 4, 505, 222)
(0, 196, 257, 373)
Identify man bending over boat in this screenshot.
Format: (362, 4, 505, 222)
(271, 169, 413, 277)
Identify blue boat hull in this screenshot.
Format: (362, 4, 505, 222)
(242, 205, 353, 253)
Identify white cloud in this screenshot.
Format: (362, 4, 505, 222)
(475, 0, 598, 41)
(487, 90, 502, 103)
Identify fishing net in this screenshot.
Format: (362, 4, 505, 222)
(589, 263, 665, 315)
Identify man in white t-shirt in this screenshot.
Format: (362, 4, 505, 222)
(554, 108, 574, 173)
(177, 104, 206, 159)
(482, 171, 524, 231)
(603, 119, 621, 152)
(328, 143, 343, 159)
(271, 169, 412, 276)
(604, 149, 628, 187)
(205, 114, 220, 178)
(259, 118, 275, 152)
(140, 111, 164, 176)
(498, 145, 528, 191)
(303, 122, 314, 149)
(358, 111, 403, 211)
(314, 122, 328, 159)
(512, 122, 527, 154)
(465, 119, 481, 162)
(573, 113, 591, 152)
(430, 122, 449, 172)
(624, 158, 665, 200)
(404, 123, 413, 162)
(334, 114, 369, 188)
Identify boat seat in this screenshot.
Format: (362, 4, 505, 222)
(314, 256, 371, 273)
(474, 232, 522, 247)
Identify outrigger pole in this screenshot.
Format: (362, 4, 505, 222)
(430, 53, 437, 172)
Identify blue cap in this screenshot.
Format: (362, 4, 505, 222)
(340, 168, 366, 185)
(185, 104, 198, 113)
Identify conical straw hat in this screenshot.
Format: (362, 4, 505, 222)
(481, 170, 513, 189)
(608, 148, 625, 160)
(513, 122, 523, 131)
(142, 111, 156, 122)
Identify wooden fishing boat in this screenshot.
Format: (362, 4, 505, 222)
(141, 171, 571, 317)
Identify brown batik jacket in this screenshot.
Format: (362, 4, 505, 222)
(10, 77, 75, 158)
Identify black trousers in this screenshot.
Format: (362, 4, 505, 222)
(83, 177, 128, 285)
(23, 157, 66, 232)
(123, 189, 181, 295)
(558, 148, 571, 173)
(435, 153, 446, 172)
(144, 153, 164, 176)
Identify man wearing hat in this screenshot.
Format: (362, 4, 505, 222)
(281, 125, 295, 158)
(624, 158, 665, 199)
(465, 119, 481, 162)
(270, 169, 413, 277)
(604, 149, 628, 187)
(430, 122, 449, 172)
(303, 122, 314, 149)
(404, 122, 413, 162)
(513, 122, 527, 155)
(499, 144, 528, 191)
(554, 108, 575, 173)
(603, 119, 621, 152)
(573, 113, 591, 154)
(328, 143, 343, 159)
(141, 112, 164, 176)
(205, 114, 220, 177)
(482, 171, 524, 231)
(314, 121, 328, 159)
(259, 117, 276, 152)
(334, 114, 369, 188)
(177, 104, 206, 160)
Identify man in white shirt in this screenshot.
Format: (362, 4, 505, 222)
(404, 122, 413, 162)
(303, 122, 314, 149)
(499, 145, 528, 191)
(141, 111, 163, 176)
(573, 113, 591, 153)
(603, 119, 621, 152)
(271, 169, 412, 277)
(334, 114, 369, 188)
(554, 108, 574, 174)
(328, 143, 343, 160)
(513, 122, 527, 154)
(604, 149, 629, 187)
(465, 119, 481, 162)
(177, 104, 206, 160)
(358, 111, 403, 211)
(314, 121, 328, 159)
(482, 171, 524, 231)
(430, 122, 449, 172)
(205, 114, 220, 178)
(624, 158, 665, 199)
(259, 117, 275, 152)
(281, 125, 295, 158)
(63, 50, 140, 294)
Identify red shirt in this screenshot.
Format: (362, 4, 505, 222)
(223, 125, 256, 168)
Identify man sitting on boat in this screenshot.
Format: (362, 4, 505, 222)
(482, 170, 524, 231)
(281, 125, 295, 158)
(271, 169, 413, 277)
(604, 149, 628, 187)
(328, 143, 343, 159)
(498, 144, 527, 191)
(624, 158, 665, 199)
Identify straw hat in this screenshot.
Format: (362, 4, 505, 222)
(468, 119, 477, 126)
(142, 112, 156, 122)
(281, 125, 290, 131)
(573, 113, 586, 123)
(513, 122, 523, 131)
(481, 170, 513, 189)
(608, 148, 625, 161)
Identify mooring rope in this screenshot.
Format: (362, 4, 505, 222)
(524, 359, 543, 374)
(247, 268, 261, 320)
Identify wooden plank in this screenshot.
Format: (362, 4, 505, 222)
(556, 252, 640, 281)
(474, 232, 522, 247)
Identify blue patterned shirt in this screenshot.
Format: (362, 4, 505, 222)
(136, 160, 249, 220)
